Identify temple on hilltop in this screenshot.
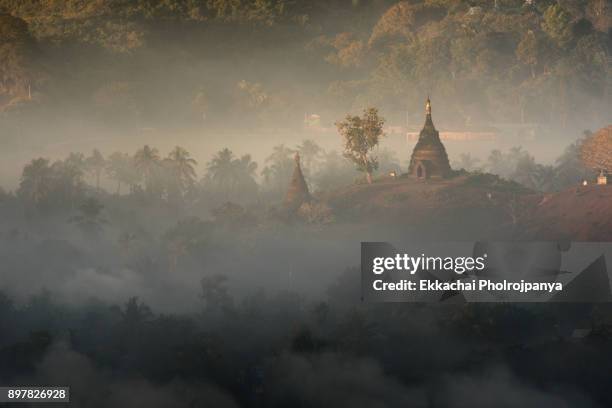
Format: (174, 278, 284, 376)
(284, 152, 310, 211)
(408, 98, 452, 179)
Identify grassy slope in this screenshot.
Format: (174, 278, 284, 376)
(527, 184, 612, 241)
(318, 173, 612, 241)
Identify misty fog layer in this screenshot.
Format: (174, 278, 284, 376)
(0, 1, 611, 407)
(0, 0, 611, 188)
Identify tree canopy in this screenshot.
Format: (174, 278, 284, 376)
(336, 107, 385, 184)
(0, 0, 608, 129)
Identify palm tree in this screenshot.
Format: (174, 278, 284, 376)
(206, 148, 235, 198)
(205, 149, 259, 201)
(85, 149, 106, 192)
(261, 166, 272, 186)
(106, 152, 138, 195)
(166, 146, 198, 195)
(234, 154, 258, 182)
(232, 154, 259, 200)
(134, 145, 160, 193)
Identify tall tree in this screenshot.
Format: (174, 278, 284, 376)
(554, 135, 592, 188)
(237, 154, 257, 176)
(106, 152, 140, 195)
(541, 4, 573, 48)
(54, 154, 87, 209)
(580, 126, 612, 172)
(206, 148, 236, 198)
(166, 146, 198, 196)
(232, 154, 259, 200)
(336, 107, 385, 184)
(18, 158, 52, 208)
(206, 148, 258, 201)
(134, 145, 160, 193)
(263, 144, 295, 193)
(85, 149, 106, 192)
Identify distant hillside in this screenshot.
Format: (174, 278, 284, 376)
(318, 172, 612, 241)
(527, 184, 612, 241)
(318, 173, 533, 238)
(0, 0, 609, 132)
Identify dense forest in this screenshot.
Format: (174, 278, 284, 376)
(0, 0, 610, 130)
(1, 2, 612, 407)
(0, 131, 598, 224)
(1, 137, 612, 407)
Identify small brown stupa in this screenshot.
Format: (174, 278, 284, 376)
(284, 152, 310, 211)
(408, 98, 451, 179)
